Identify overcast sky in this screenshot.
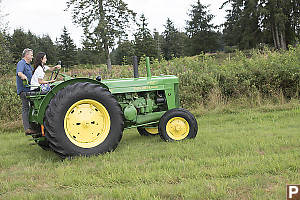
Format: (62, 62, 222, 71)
(2, 0, 227, 47)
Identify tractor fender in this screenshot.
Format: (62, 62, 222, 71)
(36, 78, 109, 124)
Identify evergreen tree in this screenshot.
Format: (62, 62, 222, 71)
(295, 0, 300, 41)
(78, 39, 106, 65)
(9, 29, 57, 64)
(222, 0, 300, 50)
(66, 0, 135, 70)
(260, 0, 300, 49)
(9, 29, 31, 62)
(134, 14, 157, 60)
(221, 0, 243, 48)
(153, 29, 163, 61)
(38, 35, 57, 64)
(162, 18, 186, 60)
(0, 0, 12, 75)
(57, 27, 77, 67)
(185, 1, 221, 55)
(111, 40, 135, 65)
(0, 31, 11, 75)
(222, 0, 262, 49)
(26, 31, 39, 52)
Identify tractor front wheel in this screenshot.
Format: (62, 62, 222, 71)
(159, 108, 198, 142)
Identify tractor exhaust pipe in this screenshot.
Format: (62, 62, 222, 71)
(133, 56, 151, 79)
(133, 56, 139, 78)
(146, 57, 151, 79)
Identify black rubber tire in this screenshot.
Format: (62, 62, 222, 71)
(44, 82, 124, 158)
(36, 139, 51, 151)
(159, 108, 198, 142)
(137, 126, 159, 136)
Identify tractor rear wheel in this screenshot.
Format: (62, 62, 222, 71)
(137, 126, 159, 136)
(159, 108, 198, 142)
(44, 82, 124, 158)
(35, 138, 51, 151)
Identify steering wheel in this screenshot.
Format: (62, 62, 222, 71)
(50, 61, 61, 81)
(53, 68, 60, 80)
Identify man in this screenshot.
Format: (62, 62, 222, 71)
(16, 48, 35, 135)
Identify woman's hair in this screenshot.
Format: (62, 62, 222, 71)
(33, 52, 46, 74)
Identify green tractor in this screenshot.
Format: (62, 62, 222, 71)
(25, 57, 198, 158)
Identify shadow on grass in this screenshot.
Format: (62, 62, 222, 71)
(18, 140, 63, 163)
(2, 128, 170, 164)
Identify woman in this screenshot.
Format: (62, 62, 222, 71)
(31, 52, 61, 91)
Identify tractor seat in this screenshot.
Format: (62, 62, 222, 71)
(25, 90, 49, 97)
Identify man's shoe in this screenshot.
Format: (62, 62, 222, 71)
(25, 129, 37, 136)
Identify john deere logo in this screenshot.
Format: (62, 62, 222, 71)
(287, 185, 300, 200)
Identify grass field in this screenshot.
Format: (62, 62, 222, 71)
(0, 105, 300, 200)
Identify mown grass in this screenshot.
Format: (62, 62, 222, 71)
(1, 105, 299, 200)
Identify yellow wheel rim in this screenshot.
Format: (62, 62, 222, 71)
(145, 127, 159, 135)
(166, 117, 189, 140)
(64, 99, 110, 148)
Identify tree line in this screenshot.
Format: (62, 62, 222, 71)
(0, 0, 300, 72)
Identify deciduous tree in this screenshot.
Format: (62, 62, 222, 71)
(66, 0, 135, 70)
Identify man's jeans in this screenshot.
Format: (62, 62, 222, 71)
(19, 92, 31, 130)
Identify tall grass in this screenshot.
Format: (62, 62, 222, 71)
(0, 77, 21, 120)
(64, 46, 300, 108)
(154, 47, 300, 108)
(1, 46, 300, 130)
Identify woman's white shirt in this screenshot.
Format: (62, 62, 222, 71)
(31, 65, 49, 90)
